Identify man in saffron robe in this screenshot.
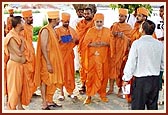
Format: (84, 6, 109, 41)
(76, 7, 95, 94)
(55, 12, 78, 101)
(4, 38, 10, 104)
(71, 7, 84, 73)
(4, 43, 9, 97)
(34, 11, 64, 110)
(4, 16, 26, 110)
(5, 8, 14, 35)
(20, 10, 36, 106)
(82, 13, 111, 104)
(130, 7, 157, 44)
(107, 8, 132, 98)
(4, 9, 15, 103)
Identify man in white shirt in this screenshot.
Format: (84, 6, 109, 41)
(122, 20, 164, 110)
(154, 5, 164, 43)
(126, 6, 139, 28)
(154, 5, 164, 105)
(71, 8, 84, 29)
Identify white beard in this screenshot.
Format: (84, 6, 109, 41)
(96, 26, 103, 30)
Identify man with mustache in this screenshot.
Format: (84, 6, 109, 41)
(76, 7, 95, 95)
(107, 8, 132, 99)
(20, 10, 37, 107)
(55, 12, 78, 101)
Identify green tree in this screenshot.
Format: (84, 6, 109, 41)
(109, 4, 153, 16)
(72, 4, 97, 14)
(4, 4, 8, 8)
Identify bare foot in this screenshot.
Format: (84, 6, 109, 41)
(17, 106, 25, 110)
(83, 96, 91, 104)
(106, 90, 113, 95)
(100, 97, 109, 102)
(42, 104, 50, 110)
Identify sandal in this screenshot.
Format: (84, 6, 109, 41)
(68, 94, 78, 99)
(106, 90, 114, 95)
(42, 106, 50, 110)
(58, 95, 65, 101)
(117, 94, 125, 99)
(48, 102, 62, 107)
(79, 86, 86, 95)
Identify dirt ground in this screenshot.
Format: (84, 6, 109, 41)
(3, 74, 165, 113)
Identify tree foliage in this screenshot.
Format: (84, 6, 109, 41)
(109, 4, 153, 16)
(72, 4, 97, 14)
(4, 4, 8, 8)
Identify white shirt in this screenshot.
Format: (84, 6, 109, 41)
(122, 35, 164, 81)
(126, 14, 137, 28)
(154, 16, 164, 39)
(70, 17, 83, 30)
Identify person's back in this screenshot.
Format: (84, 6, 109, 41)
(34, 11, 64, 110)
(132, 35, 163, 76)
(122, 20, 164, 110)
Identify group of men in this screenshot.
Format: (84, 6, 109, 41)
(3, 5, 164, 110)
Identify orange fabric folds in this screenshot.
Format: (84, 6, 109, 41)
(34, 24, 64, 88)
(55, 26, 77, 94)
(109, 22, 132, 82)
(22, 10, 32, 18)
(62, 12, 70, 21)
(4, 29, 23, 110)
(119, 8, 128, 16)
(93, 13, 104, 21)
(137, 7, 149, 16)
(20, 24, 36, 105)
(82, 27, 111, 97)
(76, 19, 94, 83)
(47, 11, 59, 19)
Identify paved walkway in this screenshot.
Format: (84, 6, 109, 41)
(3, 74, 165, 112)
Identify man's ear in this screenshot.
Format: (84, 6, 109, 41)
(143, 16, 147, 21)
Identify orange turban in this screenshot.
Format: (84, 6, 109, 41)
(62, 13, 70, 21)
(93, 13, 104, 21)
(8, 9, 14, 14)
(47, 11, 59, 19)
(137, 7, 149, 16)
(22, 10, 32, 18)
(119, 8, 128, 16)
